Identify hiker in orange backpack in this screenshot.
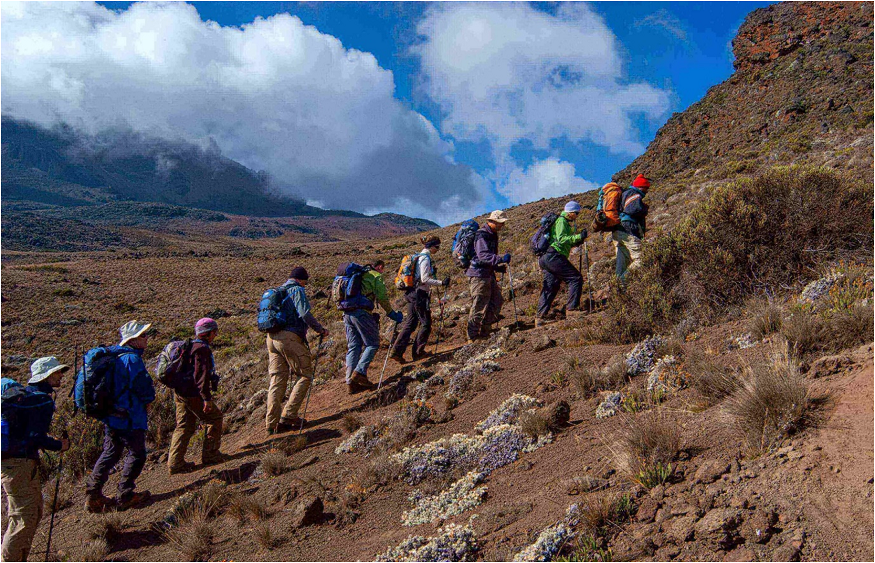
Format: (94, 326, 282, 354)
(613, 174, 651, 283)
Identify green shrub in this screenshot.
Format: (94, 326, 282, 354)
(604, 167, 873, 341)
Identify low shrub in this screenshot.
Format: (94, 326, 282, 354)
(609, 412, 682, 488)
(260, 449, 290, 477)
(779, 307, 826, 357)
(745, 298, 784, 339)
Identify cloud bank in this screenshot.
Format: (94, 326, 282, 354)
(0, 1, 484, 224)
(502, 158, 598, 205)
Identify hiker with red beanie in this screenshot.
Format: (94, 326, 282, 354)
(167, 317, 225, 474)
(613, 174, 651, 283)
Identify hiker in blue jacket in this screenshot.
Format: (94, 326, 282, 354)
(1, 358, 70, 562)
(613, 174, 651, 282)
(84, 320, 156, 513)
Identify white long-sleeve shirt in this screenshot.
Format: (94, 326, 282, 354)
(416, 249, 443, 291)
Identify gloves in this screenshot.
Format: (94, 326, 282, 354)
(388, 310, 403, 324)
(501, 253, 512, 264)
(442, 277, 451, 287)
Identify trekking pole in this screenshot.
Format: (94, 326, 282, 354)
(506, 264, 520, 329)
(45, 426, 69, 562)
(377, 322, 400, 391)
(297, 334, 324, 436)
(584, 241, 594, 313)
(432, 287, 446, 355)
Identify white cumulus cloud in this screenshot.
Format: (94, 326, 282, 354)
(502, 158, 598, 205)
(0, 1, 484, 223)
(413, 2, 671, 169)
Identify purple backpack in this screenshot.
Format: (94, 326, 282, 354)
(155, 339, 195, 390)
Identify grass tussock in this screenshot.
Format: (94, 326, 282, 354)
(279, 434, 308, 456)
(609, 412, 682, 488)
(229, 494, 268, 523)
(746, 298, 784, 339)
(570, 355, 627, 397)
(579, 493, 635, 535)
(88, 511, 129, 543)
(76, 538, 110, 562)
(341, 414, 364, 434)
(255, 522, 280, 550)
(260, 449, 291, 477)
(351, 453, 401, 492)
(686, 350, 741, 405)
(163, 506, 215, 562)
(518, 410, 551, 439)
(725, 344, 811, 453)
(779, 308, 826, 357)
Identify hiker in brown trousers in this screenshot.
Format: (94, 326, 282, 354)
(167, 318, 225, 474)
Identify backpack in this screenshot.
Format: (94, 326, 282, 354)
(332, 262, 375, 312)
(394, 254, 421, 290)
(155, 338, 195, 390)
(530, 212, 560, 256)
(257, 286, 291, 333)
(590, 182, 623, 232)
(1, 378, 55, 456)
(74, 347, 125, 420)
(451, 220, 479, 270)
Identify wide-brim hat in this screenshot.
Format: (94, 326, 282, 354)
(488, 210, 509, 223)
(29, 356, 70, 384)
(119, 320, 153, 346)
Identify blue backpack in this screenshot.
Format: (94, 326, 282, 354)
(530, 212, 560, 256)
(257, 286, 292, 333)
(2, 378, 55, 456)
(74, 347, 124, 420)
(452, 220, 480, 269)
(332, 263, 375, 312)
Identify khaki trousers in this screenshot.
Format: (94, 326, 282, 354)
(266, 331, 313, 430)
(167, 394, 224, 470)
(612, 230, 643, 282)
(1, 458, 43, 562)
(467, 276, 504, 339)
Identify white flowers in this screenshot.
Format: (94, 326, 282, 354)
(377, 523, 479, 562)
(402, 471, 487, 526)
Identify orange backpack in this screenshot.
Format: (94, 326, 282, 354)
(394, 254, 420, 290)
(590, 182, 623, 232)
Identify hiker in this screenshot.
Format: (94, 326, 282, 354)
(343, 260, 403, 394)
(613, 174, 650, 282)
(85, 320, 156, 513)
(1, 358, 70, 562)
(167, 318, 226, 475)
(466, 210, 510, 343)
(390, 235, 449, 363)
(265, 267, 329, 435)
(536, 201, 588, 326)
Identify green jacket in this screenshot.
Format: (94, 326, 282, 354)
(550, 212, 585, 257)
(361, 270, 393, 314)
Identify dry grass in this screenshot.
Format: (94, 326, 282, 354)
(518, 410, 551, 438)
(229, 494, 268, 523)
(162, 506, 215, 562)
(570, 355, 627, 397)
(76, 538, 110, 562)
(88, 511, 129, 543)
(779, 308, 826, 357)
(653, 336, 684, 359)
(341, 414, 364, 434)
(43, 477, 74, 512)
(725, 344, 811, 452)
(686, 350, 741, 405)
(823, 302, 874, 352)
(279, 434, 308, 456)
(353, 453, 401, 491)
(609, 412, 682, 488)
(255, 522, 280, 550)
(578, 493, 636, 536)
(745, 298, 784, 339)
(260, 449, 291, 477)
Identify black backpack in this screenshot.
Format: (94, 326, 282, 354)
(1, 378, 55, 457)
(452, 220, 480, 269)
(332, 263, 375, 312)
(530, 212, 560, 256)
(74, 347, 125, 420)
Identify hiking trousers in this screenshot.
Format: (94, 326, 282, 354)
(467, 276, 503, 340)
(86, 427, 146, 502)
(344, 309, 381, 382)
(612, 230, 642, 282)
(1, 458, 42, 562)
(392, 288, 432, 358)
(168, 394, 224, 471)
(537, 248, 583, 318)
(266, 330, 313, 429)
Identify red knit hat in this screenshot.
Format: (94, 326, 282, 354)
(631, 174, 651, 189)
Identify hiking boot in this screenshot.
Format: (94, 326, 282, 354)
(117, 490, 151, 511)
(276, 417, 304, 433)
(347, 381, 366, 395)
(535, 317, 554, 328)
(389, 353, 406, 365)
(85, 494, 116, 514)
(412, 351, 431, 362)
(168, 461, 197, 475)
(201, 453, 229, 467)
(266, 427, 276, 436)
(351, 371, 376, 390)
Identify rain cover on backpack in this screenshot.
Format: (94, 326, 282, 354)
(530, 212, 559, 256)
(451, 220, 480, 270)
(332, 262, 375, 312)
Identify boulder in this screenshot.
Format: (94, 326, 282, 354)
(636, 497, 660, 523)
(723, 546, 757, 562)
(695, 460, 731, 484)
(741, 508, 778, 544)
(807, 353, 853, 378)
(665, 515, 698, 543)
(532, 335, 556, 352)
(695, 508, 743, 550)
(290, 494, 324, 527)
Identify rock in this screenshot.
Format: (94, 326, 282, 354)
(665, 515, 698, 543)
(649, 485, 666, 502)
(636, 497, 660, 523)
(695, 508, 743, 550)
(539, 400, 570, 430)
(740, 508, 778, 544)
(807, 353, 853, 378)
(695, 460, 731, 484)
(290, 494, 324, 527)
(532, 335, 556, 352)
(772, 542, 800, 562)
(723, 546, 757, 562)
(670, 503, 696, 516)
(655, 544, 681, 560)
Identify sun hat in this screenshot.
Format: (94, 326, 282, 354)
(119, 320, 153, 346)
(29, 356, 70, 384)
(488, 210, 509, 223)
(564, 201, 582, 213)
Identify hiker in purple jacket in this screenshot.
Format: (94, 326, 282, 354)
(465, 210, 510, 343)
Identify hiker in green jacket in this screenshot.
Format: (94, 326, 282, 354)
(345, 260, 403, 393)
(536, 201, 588, 326)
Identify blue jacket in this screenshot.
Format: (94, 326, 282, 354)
(280, 280, 325, 338)
(619, 187, 649, 238)
(104, 346, 155, 431)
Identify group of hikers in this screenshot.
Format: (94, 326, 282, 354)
(0, 174, 651, 561)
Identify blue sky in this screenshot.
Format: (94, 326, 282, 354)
(8, 1, 773, 224)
